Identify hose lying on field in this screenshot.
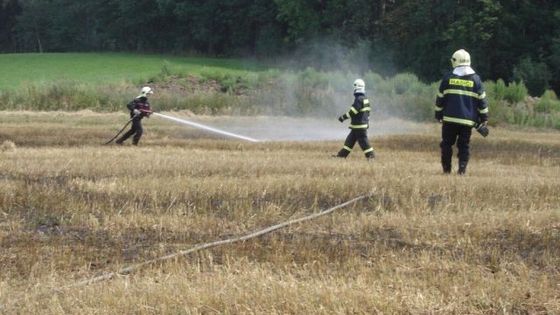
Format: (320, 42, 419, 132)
(103, 118, 133, 145)
(1, 193, 372, 309)
(70, 193, 370, 285)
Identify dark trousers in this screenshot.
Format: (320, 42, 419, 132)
(116, 117, 143, 145)
(440, 123, 472, 172)
(337, 129, 374, 158)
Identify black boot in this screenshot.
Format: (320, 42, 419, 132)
(132, 132, 142, 146)
(441, 154, 452, 174)
(115, 136, 126, 145)
(116, 129, 134, 145)
(442, 160, 452, 174)
(458, 161, 467, 175)
(333, 148, 351, 158)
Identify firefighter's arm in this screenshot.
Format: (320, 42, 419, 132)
(478, 103, 488, 123)
(476, 82, 489, 123)
(126, 100, 136, 112)
(138, 101, 153, 117)
(339, 99, 362, 122)
(434, 103, 444, 121)
(139, 107, 153, 117)
(338, 108, 353, 122)
(434, 80, 445, 121)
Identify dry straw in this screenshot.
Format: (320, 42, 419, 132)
(0, 140, 16, 152)
(2, 193, 371, 309)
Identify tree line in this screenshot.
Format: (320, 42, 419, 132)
(1, 0, 559, 96)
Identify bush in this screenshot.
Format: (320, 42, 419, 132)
(390, 73, 422, 95)
(513, 57, 552, 97)
(298, 67, 330, 89)
(363, 71, 385, 93)
(325, 71, 350, 93)
(0, 81, 134, 111)
(0, 66, 556, 129)
(503, 81, 528, 104)
(535, 90, 560, 113)
(486, 79, 528, 104)
(485, 79, 506, 101)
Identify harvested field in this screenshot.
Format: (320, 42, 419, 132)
(0, 112, 559, 314)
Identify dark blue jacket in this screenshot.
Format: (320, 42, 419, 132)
(340, 93, 371, 129)
(435, 70, 488, 126)
(127, 97, 152, 119)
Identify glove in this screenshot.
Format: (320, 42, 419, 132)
(475, 121, 489, 137)
(435, 111, 443, 121)
(132, 109, 141, 116)
(338, 116, 345, 123)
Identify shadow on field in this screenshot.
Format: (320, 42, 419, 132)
(479, 227, 560, 272)
(378, 135, 560, 158)
(3, 218, 558, 280)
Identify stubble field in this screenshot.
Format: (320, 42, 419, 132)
(0, 111, 559, 314)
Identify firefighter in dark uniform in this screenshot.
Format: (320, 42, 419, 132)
(334, 79, 375, 160)
(116, 86, 154, 145)
(435, 49, 489, 174)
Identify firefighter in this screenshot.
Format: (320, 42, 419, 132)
(116, 86, 154, 145)
(435, 49, 489, 174)
(333, 79, 375, 160)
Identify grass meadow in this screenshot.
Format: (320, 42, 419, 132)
(0, 53, 262, 90)
(0, 111, 558, 314)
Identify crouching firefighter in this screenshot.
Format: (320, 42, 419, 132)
(334, 79, 375, 160)
(116, 86, 154, 145)
(435, 49, 489, 174)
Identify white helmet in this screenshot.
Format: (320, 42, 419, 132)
(451, 49, 471, 68)
(137, 86, 154, 98)
(353, 79, 365, 94)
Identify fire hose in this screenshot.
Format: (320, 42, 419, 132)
(103, 117, 133, 145)
(0, 193, 371, 310)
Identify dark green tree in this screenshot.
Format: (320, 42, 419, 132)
(1, 0, 560, 95)
(548, 10, 560, 94)
(14, 0, 53, 52)
(0, 0, 22, 52)
(513, 58, 551, 97)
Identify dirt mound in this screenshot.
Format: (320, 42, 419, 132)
(151, 75, 222, 95)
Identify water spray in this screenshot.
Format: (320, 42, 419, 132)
(153, 113, 260, 143)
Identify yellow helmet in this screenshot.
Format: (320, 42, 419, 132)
(451, 49, 471, 68)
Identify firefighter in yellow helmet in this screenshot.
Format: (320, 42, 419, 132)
(434, 49, 489, 174)
(333, 79, 375, 160)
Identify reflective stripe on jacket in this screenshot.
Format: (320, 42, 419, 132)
(434, 71, 488, 126)
(341, 93, 370, 129)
